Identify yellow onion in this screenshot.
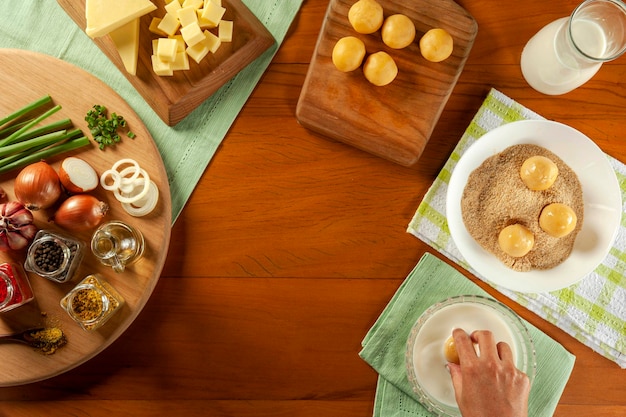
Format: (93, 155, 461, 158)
(52, 194, 109, 232)
(0, 201, 37, 251)
(14, 161, 62, 210)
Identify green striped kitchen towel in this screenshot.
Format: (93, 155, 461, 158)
(407, 88, 626, 368)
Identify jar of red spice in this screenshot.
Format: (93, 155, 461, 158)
(0, 262, 34, 313)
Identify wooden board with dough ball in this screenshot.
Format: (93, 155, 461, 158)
(0, 49, 171, 386)
(296, 0, 477, 166)
(57, 0, 275, 126)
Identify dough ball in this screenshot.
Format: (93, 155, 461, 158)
(520, 155, 559, 191)
(332, 36, 366, 72)
(498, 224, 535, 257)
(363, 51, 398, 86)
(539, 203, 577, 238)
(348, 0, 384, 34)
(381, 14, 416, 49)
(419, 28, 454, 62)
(443, 335, 460, 364)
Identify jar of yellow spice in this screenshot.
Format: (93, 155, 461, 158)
(60, 274, 124, 331)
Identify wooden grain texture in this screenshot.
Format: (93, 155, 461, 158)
(56, 0, 275, 126)
(0, 0, 625, 416)
(0, 50, 171, 386)
(296, 0, 477, 166)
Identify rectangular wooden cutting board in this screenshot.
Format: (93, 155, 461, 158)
(296, 0, 477, 166)
(57, 0, 275, 126)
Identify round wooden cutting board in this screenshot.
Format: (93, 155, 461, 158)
(0, 49, 171, 386)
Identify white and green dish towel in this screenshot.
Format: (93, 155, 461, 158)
(408, 88, 626, 368)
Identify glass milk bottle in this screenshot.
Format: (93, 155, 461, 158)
(521, 0, 626, 95)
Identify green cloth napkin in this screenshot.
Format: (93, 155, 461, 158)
(360, 252, 576, 417)
(0, 0, 303, 223)
(407, 88, 626, 369)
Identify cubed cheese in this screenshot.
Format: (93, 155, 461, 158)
(151, 55, 174, 76)
(164, 0, 182, 15)
(157, 37, 179, 62)
(180, 22, 205, 47)
(169, 34, 186, 52)
(197, 9, 218, 29)
(186, 39, 210, 63)
(85, 0, 156, 38)
(201, 1, 226, 27)
(204, 30, 222, 53)
(149, 17, 168, 36)
(206, 0, 222, 7)
(171, 51, 190, 71)
(157, 12, 181, 36)
(177, 6, 198, 27)
(183, 0, 204, 9)
(218, 20, 233, 42)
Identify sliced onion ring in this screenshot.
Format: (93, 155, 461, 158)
(113, 168, 151, 204)
(100, 169, 122, 191)
(112, 158, 141, 184)
(122, 180, 159, 217)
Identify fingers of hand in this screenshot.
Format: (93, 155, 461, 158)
(496, 340, 514, 362)
(452, 328, 477, 361)
(471, 330, 498, 359)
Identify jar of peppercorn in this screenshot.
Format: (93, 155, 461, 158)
(25, 230, 85, 283)
(0, 262, 34, 313)
(60, 274, 124, 331)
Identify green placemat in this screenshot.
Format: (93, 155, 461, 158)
(360, 252, 575, 417)
(407, 88, 626, 369)
(0, 0, 303, 223)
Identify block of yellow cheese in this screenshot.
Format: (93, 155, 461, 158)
(85, 0, 156, 38)
(109, 18, 140, 75)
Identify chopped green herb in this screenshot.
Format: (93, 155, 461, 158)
(85, 105, 134, 150)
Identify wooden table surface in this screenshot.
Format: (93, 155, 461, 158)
(1, 0, 624, 415)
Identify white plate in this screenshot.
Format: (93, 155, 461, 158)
(447, 120, 622, 293)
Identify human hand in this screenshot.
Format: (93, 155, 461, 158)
(447, 328, 530, 417)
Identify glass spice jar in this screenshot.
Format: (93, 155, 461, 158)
(60, 274, 124, 331)
(25, 230, 85, 283)
(0, 263, 34, 313)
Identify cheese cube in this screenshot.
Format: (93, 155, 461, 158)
(157, 37, 179, 62)
(157, 12, 181, 36)
(164, 0, 182, 15)
(169, 34, 186, 52)
(149, 18, 168, 36)
(197, 9, 217, 29)
(206, 0, 222, 7)
(183, 0, 204, 9)
(152, 39, 159, 55)
(180, 22, 205, 47)
(177, 6, 198, 27)
(201, 1, 226, 27)
(204, 30, 222, 53)
(151, 55, 174, 76)
(186, 40, 210, 64)
(218, 20, 233, 42)
(171, 51, 190, 71)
